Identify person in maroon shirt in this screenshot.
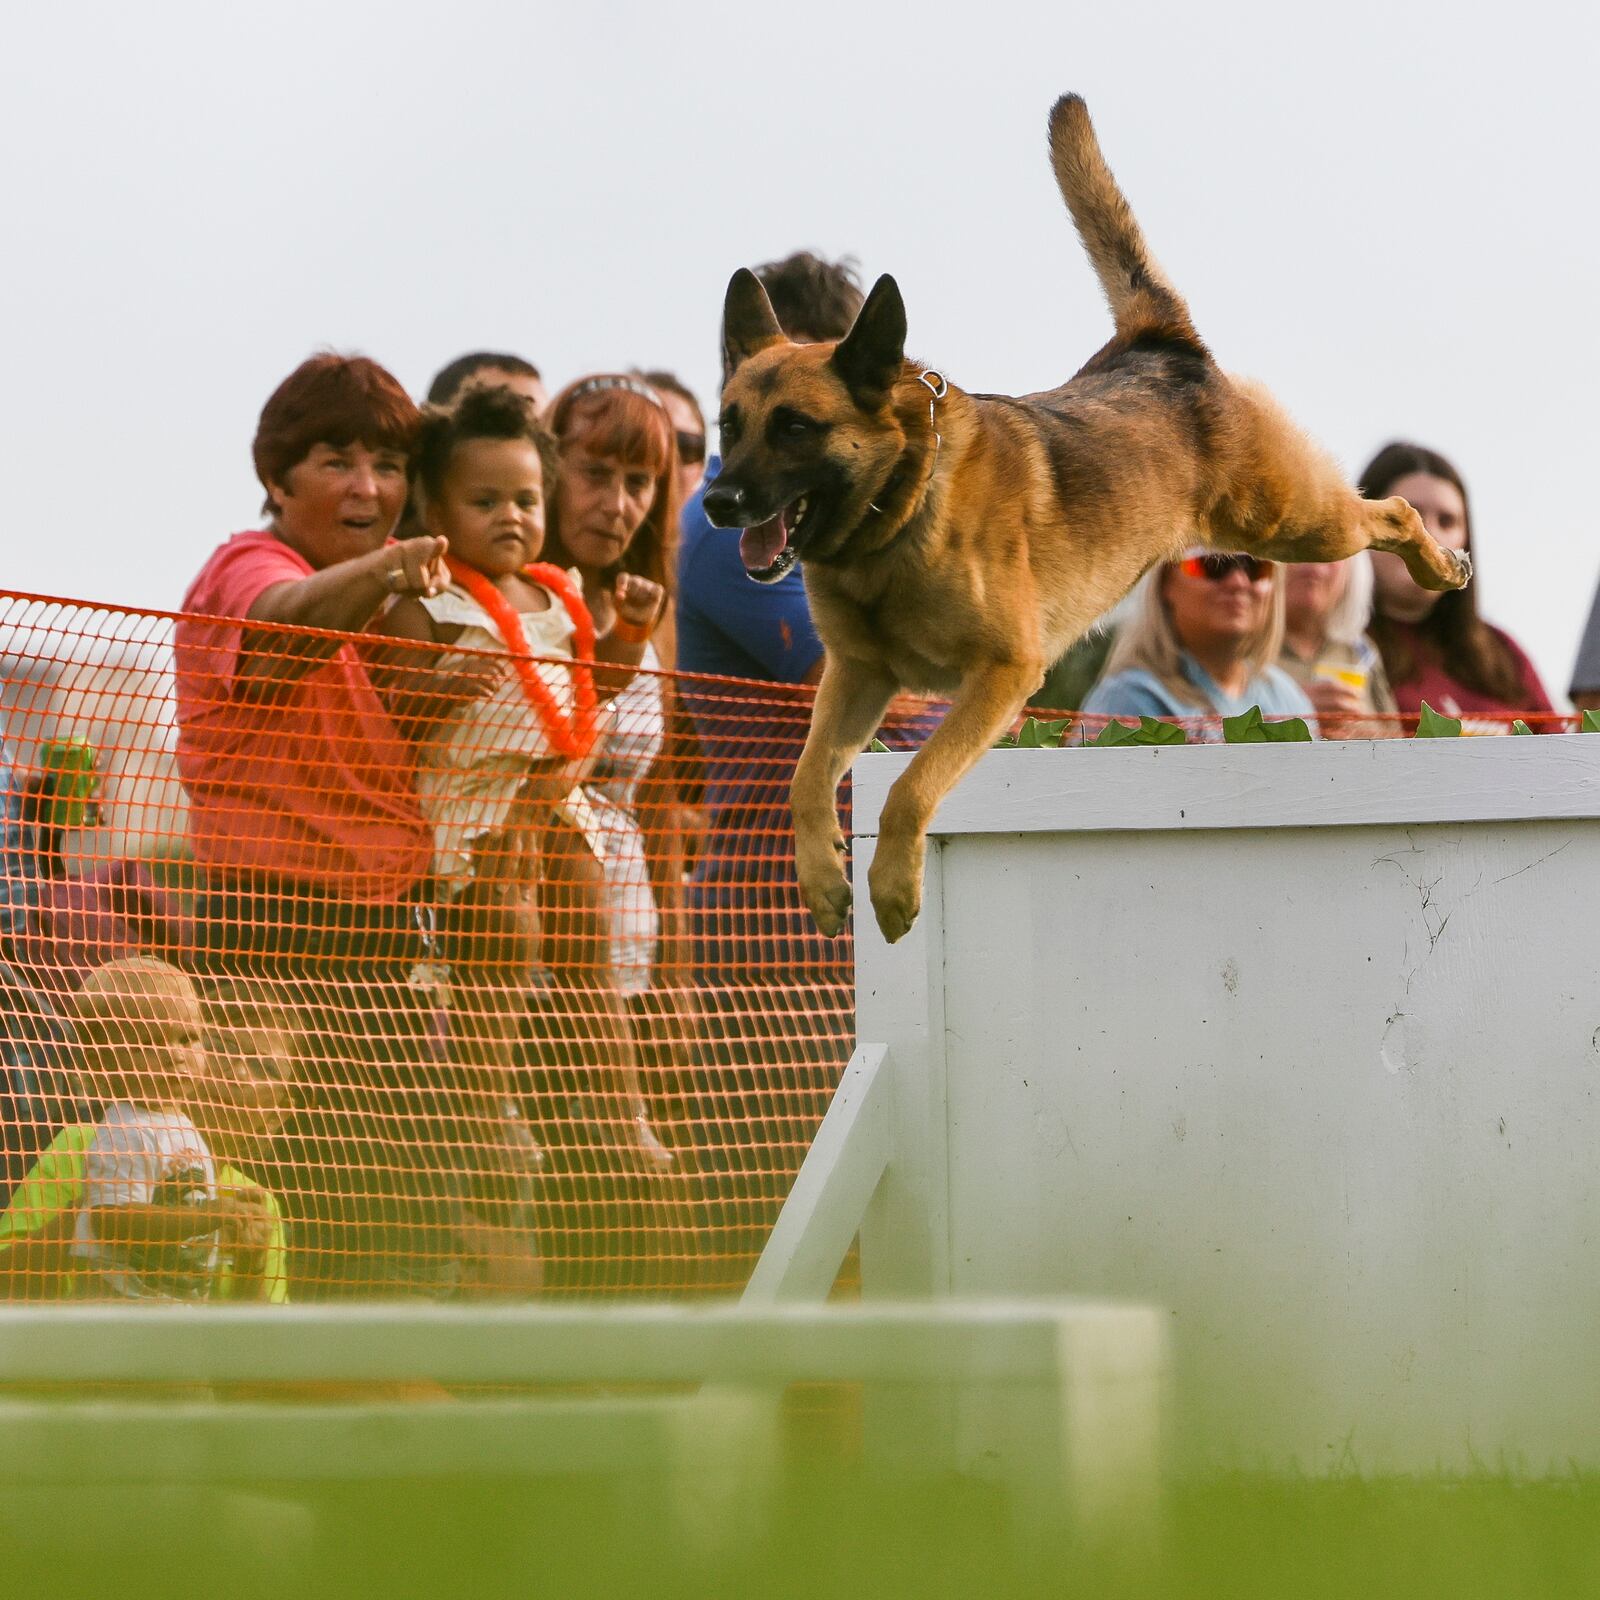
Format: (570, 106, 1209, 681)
(1359, 442, 1554, 730)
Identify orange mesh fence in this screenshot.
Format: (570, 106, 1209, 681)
(0, 590, 940, 1305)
(0, 589, 1574, 1307)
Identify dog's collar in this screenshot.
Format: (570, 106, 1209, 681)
(918, 368, 948, 473)
(869, 369, 947, 516)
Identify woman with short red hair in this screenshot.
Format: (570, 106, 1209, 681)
(174, 353, 449, 1033)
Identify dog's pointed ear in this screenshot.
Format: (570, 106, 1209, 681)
(722, 268, 787, 374)
(830, 274, 907, 411)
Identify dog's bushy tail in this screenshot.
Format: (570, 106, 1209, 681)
(1049, 94, 1200, 347)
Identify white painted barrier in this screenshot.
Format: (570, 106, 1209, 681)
(757, 736, 1600, 1474)
(0, 1299, 1166, 1550)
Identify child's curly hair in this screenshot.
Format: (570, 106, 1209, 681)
(411, 383, 560, 507)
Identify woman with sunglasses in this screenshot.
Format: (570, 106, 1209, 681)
(1082, 549, 1315, 738)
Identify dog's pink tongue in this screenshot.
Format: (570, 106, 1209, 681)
(740, 512, 788, 573)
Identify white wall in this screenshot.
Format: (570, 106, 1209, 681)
(853, 738, 1600, 1473)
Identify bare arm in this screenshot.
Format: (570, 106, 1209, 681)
(87, 1183, 271, 1262)
(88, 1200, 222, 1249)
(362, 591, 511, 741)
(591, 573, 666, 700)
(236, 535, 451, 686)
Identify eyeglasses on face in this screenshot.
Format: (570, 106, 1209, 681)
(1176, 552, 1276, 583)
(675, 430, 706, 466)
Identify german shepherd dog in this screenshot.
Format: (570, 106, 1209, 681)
(703, 94, 1470, 945)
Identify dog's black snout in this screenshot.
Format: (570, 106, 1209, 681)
(701, 482, 746, 527)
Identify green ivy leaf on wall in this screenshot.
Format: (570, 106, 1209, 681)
(1090, 717, 1187, 748)
(1222, 706, 1312, 743)
(996, 716, 1073, 749)
(1413, 703, 1463, 738)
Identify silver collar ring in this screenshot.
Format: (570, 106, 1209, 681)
(918, 369, 948, 469)
(872, 370, 950, 516)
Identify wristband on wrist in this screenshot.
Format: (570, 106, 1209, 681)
(611, 615, 652, 646)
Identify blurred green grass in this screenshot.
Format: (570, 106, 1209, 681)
(9, 1465, 1600, 1600)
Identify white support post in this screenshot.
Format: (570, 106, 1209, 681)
(846, 831, 957, 1477)
(854, 832, 952, 1299)
(744, 1043, 891, 1304)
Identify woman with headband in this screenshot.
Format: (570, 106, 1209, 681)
(537, 375, 685, 1182)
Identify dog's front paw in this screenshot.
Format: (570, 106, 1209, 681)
(802, 870, 853, 938)
(1448, 547, 1473, 588)
(868, 847, 923, 945)
(796, 836, 853, 938)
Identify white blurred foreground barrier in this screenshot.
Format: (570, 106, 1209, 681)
(0, 1299, 1164, 1558)
(755, 736, 1600, 1474)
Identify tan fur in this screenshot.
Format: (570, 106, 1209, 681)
(711, 94, 1470, 944)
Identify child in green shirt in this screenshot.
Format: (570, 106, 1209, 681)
(0, 966, 300, 1302)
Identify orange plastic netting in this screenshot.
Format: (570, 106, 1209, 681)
(0, 590, 945, 1305)
(0, 590, 1575, 1306)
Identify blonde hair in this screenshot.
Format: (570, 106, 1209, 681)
(1102, 557, 1287, 707)
(1319, 552, 1377, 650)
(68, 957, 198, 1051)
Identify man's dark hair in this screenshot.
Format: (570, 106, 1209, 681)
(427, 351, 542, 407)
(751, 251, 865, 342)
(636, 369, 704, 433)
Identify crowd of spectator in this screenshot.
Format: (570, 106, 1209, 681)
(1078, 441, 1563, 736)
(0, 248, 1593, 1303)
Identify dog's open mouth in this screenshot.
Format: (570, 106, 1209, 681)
(739, 494, 814, 584)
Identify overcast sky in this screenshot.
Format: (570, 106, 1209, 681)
(2, 0, 1595, 697)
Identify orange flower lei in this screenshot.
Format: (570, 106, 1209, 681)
(443, 556, 599, 761)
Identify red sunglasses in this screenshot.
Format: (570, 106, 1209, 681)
(1177, 552, 1276, 583)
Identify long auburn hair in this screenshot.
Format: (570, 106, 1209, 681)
(543, 375, 680, 604)
(1359, 441, 1523, 704)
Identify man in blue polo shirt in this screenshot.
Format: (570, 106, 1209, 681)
(675, 255, 953, 1269)
(675, 249, 943, 987)
(678, 249, 861, 692)
(674, 255, 876, 1264)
